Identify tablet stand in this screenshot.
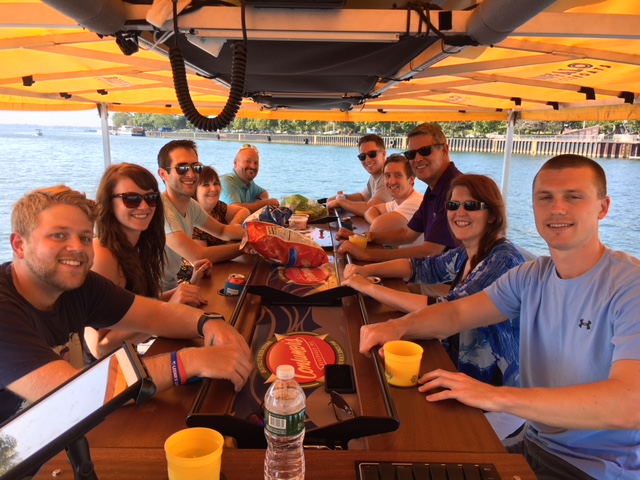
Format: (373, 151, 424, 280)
(65, 435, 98, 480)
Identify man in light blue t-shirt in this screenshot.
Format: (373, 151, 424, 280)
(359, 154, 640, 480)
(220, 144, 279, 213)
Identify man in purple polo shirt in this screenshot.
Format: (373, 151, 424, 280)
(339, 123, 462, 262)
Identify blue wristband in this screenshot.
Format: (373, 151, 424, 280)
(170, 351, 182, 387)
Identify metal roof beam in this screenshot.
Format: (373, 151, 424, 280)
(459, 72, 630, 100)
(413, 53, 576, 79)
(497, 39, 640, 67)
(513, 13, 640, 40)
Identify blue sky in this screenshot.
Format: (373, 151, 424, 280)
(0, 110, 103, 127)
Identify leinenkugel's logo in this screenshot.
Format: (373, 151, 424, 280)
(256, 332, 346, 389)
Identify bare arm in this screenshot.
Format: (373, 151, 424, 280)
(369, 211, 410, 235)
(338, 235, 445, 262)
(343, 259, 413, 281)
(364, 204, 386, 224)
(165, 230, 243, 265)
(419, 359, 640, 431)
(328, 196, 384, 217)
(226, 204, 250, 225)
(359, 291, 505, 354)
(115, 296, 253, 391)
(343, 275, 428, 313)
(234, 193, 279, 213)
(8, 360, 79, 403)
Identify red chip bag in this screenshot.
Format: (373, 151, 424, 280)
(245, 221, 328, 267)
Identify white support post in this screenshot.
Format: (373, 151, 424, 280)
(501, 110, 518, 200)
(98, 103, 112, 167)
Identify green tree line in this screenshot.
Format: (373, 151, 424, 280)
(112, 113, 640, 138)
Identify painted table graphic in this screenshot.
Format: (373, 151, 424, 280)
(187, 299, 398, 448)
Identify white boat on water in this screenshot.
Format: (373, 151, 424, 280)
(116, 125, 145, 137)
(34, 129, 42, 137)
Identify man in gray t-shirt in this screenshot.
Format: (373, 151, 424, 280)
(327, 134, 391, 217)
(157, 140, 245, 292)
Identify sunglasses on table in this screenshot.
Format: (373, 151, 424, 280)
(357, 150, 381, 162)
(445, 201, 488, 211)
(403, 144, 444, 161)
(328, 391, 356, 421)
(165, 162, 204, 175)
(112, 192, 161, 208)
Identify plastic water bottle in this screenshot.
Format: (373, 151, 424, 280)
(336, 190, 346, 200)
(264, 364, 306, 480)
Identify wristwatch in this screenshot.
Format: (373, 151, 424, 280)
(197, 313, 225, 338)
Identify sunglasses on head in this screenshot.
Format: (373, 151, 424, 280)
(112, 192, 160, 209)
(241, 144, 259, 152)
(166, 163, 204, 175)
(403, 144, 444, 161)
(445, 201, 488, 211)
(357, 150, 380, 162)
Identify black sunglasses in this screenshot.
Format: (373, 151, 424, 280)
(328, 391, 355, 421)
(112, 192, 160, 209)
(357, 150, 380, 162)
(445, 201, 488, 212)
(165, 162, 204, 175)
(403, 144, 444, 161)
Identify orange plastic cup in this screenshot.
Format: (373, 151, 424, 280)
(164, 428, 224, 480)
(383, 340, 423, 387)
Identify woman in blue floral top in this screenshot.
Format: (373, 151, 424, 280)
(343, 174, 526, 439)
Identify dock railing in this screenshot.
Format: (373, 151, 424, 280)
(145, 131, 640, 159)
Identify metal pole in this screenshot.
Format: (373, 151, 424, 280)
(501, 110, 518, 200)
(98, 103, 112, 167)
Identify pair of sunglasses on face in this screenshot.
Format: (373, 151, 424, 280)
(402, 144, 444, 161)
(357, 150, 381, 162)
(165, 162, 205, 175)
(445, 201, 488, 211)
(112, 192, 160, 209)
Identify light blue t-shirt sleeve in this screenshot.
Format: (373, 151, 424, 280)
(220, 174, 242, 204)
(483, 262, 528, 320)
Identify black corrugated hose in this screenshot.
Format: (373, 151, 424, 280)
(169, 41, 247, 131)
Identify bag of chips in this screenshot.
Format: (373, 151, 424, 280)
(244, 221, 328, 267)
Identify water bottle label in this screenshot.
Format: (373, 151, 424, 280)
(264, 408, 305, 436)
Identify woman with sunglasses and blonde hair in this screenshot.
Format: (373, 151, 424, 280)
(343, 174, 526, 439)
(86, 163, 209, 359)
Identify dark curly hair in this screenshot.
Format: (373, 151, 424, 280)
(95, 163, 165, 298)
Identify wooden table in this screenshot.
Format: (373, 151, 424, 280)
(36, 221, 535, 479)
(37, 448, 536, 480)
(86, 253, 503, 454)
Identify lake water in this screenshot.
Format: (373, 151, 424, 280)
(1, 124, 638, 262)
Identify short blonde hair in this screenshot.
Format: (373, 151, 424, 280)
(12, 185, 96, 239)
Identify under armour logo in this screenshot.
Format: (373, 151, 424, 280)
(578, 319, 592, 330)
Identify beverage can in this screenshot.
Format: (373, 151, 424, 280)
(340, 217, 353, 230)
(224, 273, 246, 296)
